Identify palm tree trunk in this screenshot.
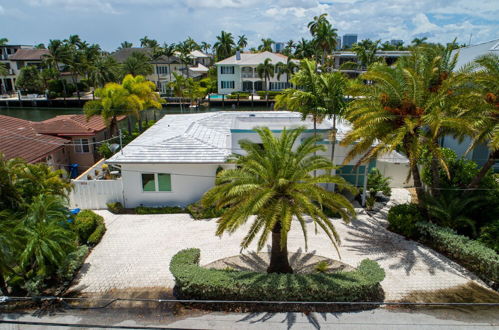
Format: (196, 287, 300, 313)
(330, 114, 337, 191)
(410, 158, 425, 208)
(467, 150, 498, 189)
(267, 222, 293, 274)
(110, 116, 118, 137)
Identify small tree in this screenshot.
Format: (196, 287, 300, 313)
(15, 66, 44, 93)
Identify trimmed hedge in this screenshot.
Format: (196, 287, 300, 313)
(135, 206, 185, 214)
(226, 92, 250, 100)
(73, 210, 106, 246)
(170, 249, 385, 302)
(387, 204, 423, 239)
(256, 91, 282, 100)
(416, 222, 499, 285)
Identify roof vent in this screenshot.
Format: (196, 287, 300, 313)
(236, 50, 241, 61)
(249, 114, 255, 117)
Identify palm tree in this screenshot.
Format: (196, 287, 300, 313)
(176, 41, 193, 78)
(256, 58, 274, 91)
(411, 37, 428, 47)
(213, 31, 235, 61)
(0, 38, 8, 46)
(202, 127, 355, 273)
(44, 39, 71, 97)
(352, 39, 381, 69)
(294, 38, 314, 59)
(118, 41, 133, 50)
(466, 54, 499, 189)
(275, 58, 297, 84)
(237, 35, 248, 51)
(140, 36, 151, 48)
(282, 40, 295, 56)
(19, 195, 76, 277)
(200, 42, 211, 54)
(258, 38, 274, 52)
(308, 14, 337, 67)
(84, 74, 164, 136)
(88, 55, 120, 89)
(121, 52, 154, 77)
(163, 43, 176, 82)
(168, 72, 188, 112)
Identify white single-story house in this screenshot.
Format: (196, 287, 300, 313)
(215, 51, 296, 94)
(104, 111, 410, 208)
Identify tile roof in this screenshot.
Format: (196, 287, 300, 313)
(107, 111, 350, 164)
(32, 115, 124, 136)
(111, 47, 181, 64)
(8, 48, 49, 61)
(0, 115, 68, 163)
(216, 51, 289, 65)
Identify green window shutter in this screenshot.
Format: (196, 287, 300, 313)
(158, 173, 171, 191)
(142, 174, 156, 191)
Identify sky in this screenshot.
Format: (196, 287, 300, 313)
(0, 0, 497, 51)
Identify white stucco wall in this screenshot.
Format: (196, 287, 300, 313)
(218, 65, 240, 94)
(377, 161, 413, 188)
(120, 163, 234, 208)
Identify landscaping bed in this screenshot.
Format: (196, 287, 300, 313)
(107, 201, 223, 219)
(170, 248, 385, 312)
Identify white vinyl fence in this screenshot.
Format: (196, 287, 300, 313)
(69, 178, 123, 209)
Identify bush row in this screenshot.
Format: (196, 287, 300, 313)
(73, 210, 106, 246)
(416, 222, 499, 284)
(257, 91, 282, 99)
(170, 248, 385, 303)
(226, 92, 251, 100)
(107, 201, 223, 219)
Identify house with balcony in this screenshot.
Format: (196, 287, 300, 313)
(331, 50, 410, 77)
(0, 45, 40, 95)
(215, 51, 295, 94)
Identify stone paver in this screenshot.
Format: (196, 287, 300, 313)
(71, 189, 486, 300)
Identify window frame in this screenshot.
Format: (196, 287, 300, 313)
(74, 138, 90, 153)
(141, 173, 172, 192)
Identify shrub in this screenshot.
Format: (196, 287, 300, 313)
(226, 92, 250, 99)
(256, 91, 282, 99)
(73, 210, 106, 246)
(367, 168, 391, 197)
(56, 245, 89, 283)
(387, 204, 423, 238)
(107, 202, 124, 214)
(478, 220, 499, 253)
(135, 206, 185, 214)
(170, 249, 385, 303)
(186, 201, 224, 219)
(416, 222, 499, 284)
(314, 261, 329, 273)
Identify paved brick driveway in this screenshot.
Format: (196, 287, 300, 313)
(71, 189, 485, 300)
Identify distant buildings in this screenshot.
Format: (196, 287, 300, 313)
(335, 37, 342, 50)
(342, 34, 358, 49)
(390, 39, 404, 46)
(274, 42, 285, 53)
(215, 51, 295, 94)
(0, 45, 46, 94)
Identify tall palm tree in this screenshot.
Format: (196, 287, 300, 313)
(84, 74, 164, 136)
(88, 55, 120, 89)
(466, 53, 499, 188)
(121, 52, 153, 77)
(200, 42, 211, 54)
(411, 37, 428, 47)
(168, 72, 188, 112)
(44, 39, 71, 96)
(307, 13, 328, 36)
(308, 14, 337, 67)
(352, 39, 381, 69)
(163, 43, 176, 82)
(256, 58, 274, 91)
(213, 31, 235, 61)
(118, 41, 133, 50)
(258, 38, 274, 52)
(140, 36, 151, 48)
(275, 58, 297, 84)
(294, 38, 314, 59)
(237, 35, 248, 51)
(176, 41, 193, 78)
(202, 127, 355, 273)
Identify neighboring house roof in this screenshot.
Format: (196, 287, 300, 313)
(189, 63, 209, 73)
(0, 115, 68, 163)
(216, 51, 289, 65)
(111, 47, 181, 64)
(32, 114, 125, 137)
(106, 111, 350, 164)
(452, 39, 499, 70)
(190, 50, 210, 58)
(331, 50, 410, 57)
(8, 48, 49, 61)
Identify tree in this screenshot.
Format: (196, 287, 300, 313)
(176, 41, 193, 78)
(352, 39, 381, 69)
(237, 35, 248, 51)
(84, 74, 163, 136)
(0, 211, 18, 294)
(34, 43, 46, 49)
(275, 58, 297, 83)
(256, 58, 274, 91)
(44, 39, 71, 97)
(0, 38, 8, 46)
(200, 42, 211, 54)
(0, 63, 9, 76)
(118, 41, 133, 50)
(282, 40, 295, 56)
(411, 37, 428, 47)
(88, 55, 120, 89)
(308, 13, 338, 67)
(140, 36, 158, 48)
(121, 52, 153, 77)
(466, 53, 499, 188)
(162, 43, 176, 82)
(294, 38, 314, 59)
(16, 66, 43, 93)
(258, 38, 274, 52)
(213, 31, 235, 61)
(202, 127, 355, 273)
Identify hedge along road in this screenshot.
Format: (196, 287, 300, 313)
(70, 189, 487, 301)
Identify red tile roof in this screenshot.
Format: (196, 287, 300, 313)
(32, 114, 125, 136)
(8, 48, 50, 61)
(0, 115, 68, 163)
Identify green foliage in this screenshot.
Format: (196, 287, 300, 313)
(73, 210, 106, 246)
(226, 92, 250, 99)
(314, 260, 329, 273)
(56, 245, 89, 283)
(97, 143, 114, 159)
(478, 220, 499, 253)
(15, 66, 44, 93)
(170, 249, 385, 302)
(121, 52, 153, 77)
(387, 204, 423, 239)
(186, 201, 224, 219)
(416, 222, 499, 284)
(135, 206, 185, 214)
(106, 202, 124, 214)
(367, 168, 391, 197)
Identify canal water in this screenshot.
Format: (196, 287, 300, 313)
(0, 105, 273, 122)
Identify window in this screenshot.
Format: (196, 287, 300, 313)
(221, 81, 235, 89)
(141, 173, 172, 192)
(74, 139, 90, 153)
(220, 66, 235, 74)
(156, 66, 168, 75)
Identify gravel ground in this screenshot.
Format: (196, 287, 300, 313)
(70, 188, 488, 300)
